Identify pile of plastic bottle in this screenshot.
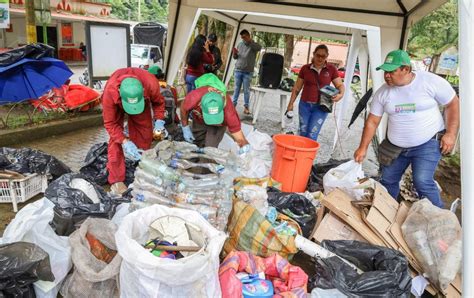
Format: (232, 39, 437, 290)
(130, 141, 242, 231)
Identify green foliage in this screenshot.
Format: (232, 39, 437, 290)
(110, 0, 168, 23)
(407, 0, 458, 58)
(254, 31, 282, 48)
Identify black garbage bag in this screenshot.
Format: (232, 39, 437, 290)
(309, 240, 412, 297)
(0, 242, 54, 298)
(0, 43, 54, 67)
(45, 173, 115, 236)
(307, 159, 350, 192)
(0, 147, 71, 180)
(79, 142, 137, 186)
(266, 186, 316, 238)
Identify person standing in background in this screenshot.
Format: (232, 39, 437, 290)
(232, 30, 262, 115)
(185, 34, 214, 93)
(204, 33, 223, 75)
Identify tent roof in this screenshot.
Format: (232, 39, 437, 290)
(170, 0, 448, 30)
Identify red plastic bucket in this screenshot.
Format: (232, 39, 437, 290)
(270, 134, 320, 192)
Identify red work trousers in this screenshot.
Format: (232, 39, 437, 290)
(107, 104, 153, 184)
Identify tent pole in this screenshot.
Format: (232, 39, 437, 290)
(223, 14, 247, 83)
(165, 0, 181, 77)
(459, 0, 473, 296)
(306, 37, 312, 64)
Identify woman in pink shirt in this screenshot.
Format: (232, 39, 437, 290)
(185, 34, 214, 93)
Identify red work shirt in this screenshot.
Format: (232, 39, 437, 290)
(182, 86, 241, 133)
(186, 52, 214, 77)
(102, 67, 165, 143)
(298, 63, 339, 103)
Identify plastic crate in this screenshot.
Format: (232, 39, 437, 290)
(0, 174, 48, 212)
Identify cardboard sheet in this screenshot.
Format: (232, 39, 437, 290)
(321, 189, 385, 246)
(312, 212, 367, 243)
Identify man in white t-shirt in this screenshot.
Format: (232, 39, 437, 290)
(354, 49, 459, 207)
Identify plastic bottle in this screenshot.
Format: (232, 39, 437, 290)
(169, 158, 225, 174)
(172, 142, 198, 152)
(140, 158, 180, 182)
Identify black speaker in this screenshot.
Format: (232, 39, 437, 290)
(259, 53, 284, 89)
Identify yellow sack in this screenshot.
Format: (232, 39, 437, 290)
(233, 177, 282, 192)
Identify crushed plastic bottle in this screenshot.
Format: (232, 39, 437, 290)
(169, 158, 225, 174)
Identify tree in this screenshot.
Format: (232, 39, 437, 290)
(283, 34, 294, 69)
(407, 0, 458, 57)
(109, 0, 168, 23)
(254, 32, 282, 49)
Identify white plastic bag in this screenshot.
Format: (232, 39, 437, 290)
(115, 204, 226, 298)
(322, 160, 365, 199)
(402, 199, 462, 291)
(0, 198, 72, 298)
(236, 185, 269, 216)
(239, 130, 274, 178)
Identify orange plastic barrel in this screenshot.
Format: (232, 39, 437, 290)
(270, 134, 320, 192)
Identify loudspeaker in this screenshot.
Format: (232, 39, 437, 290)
(259, 53, 284, 89)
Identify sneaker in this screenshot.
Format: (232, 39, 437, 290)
(243, 107, 250, 115)
(110, 182, 128, 195)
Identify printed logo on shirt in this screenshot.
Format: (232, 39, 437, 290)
(395, 103, 416, 113)
(322, 71, 329, 77)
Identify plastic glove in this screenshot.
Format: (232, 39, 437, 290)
(238, 144, 251, 155)
(122, 140, 142, 161)
(154, 119, 168, 138)
(182, 125, 195, 143)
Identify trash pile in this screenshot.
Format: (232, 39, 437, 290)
(130, 140, 240, 230)
(0, 132, 463, 298)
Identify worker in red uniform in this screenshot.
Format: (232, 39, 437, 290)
(102, 67, 166, 195)
(180, 85, 249, 151)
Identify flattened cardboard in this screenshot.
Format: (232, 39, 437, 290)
(321, 189, 385, 246)
(309, 206, 326, 241)
(363, 183, 400, 249)
(313, 212, 367, 243)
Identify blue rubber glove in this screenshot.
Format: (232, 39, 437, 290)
(182, 125, 195, 143)
(122, 140, 142, 161)
(238, 144, 251, 155)
(154, 119, 168, 138)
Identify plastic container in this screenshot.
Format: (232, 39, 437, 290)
(0, 173, 48, 212)
(241, 275, 274, 298)
(270, 134, 319, 192)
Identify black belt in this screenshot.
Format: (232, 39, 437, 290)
(432, 130, 446, 141)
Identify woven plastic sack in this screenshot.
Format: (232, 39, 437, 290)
(0, 198, 71, 298)
(60, 218, 121, 298)
(115, 204, 226, 298)
(402, 199, 462, 291)
(224, 199, 299, 259)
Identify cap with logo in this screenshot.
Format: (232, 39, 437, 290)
(201, 92, 224, 125)
(148, 65, 163, 76)
(120, 77, 145, 115)
(376, 49, 411, 72)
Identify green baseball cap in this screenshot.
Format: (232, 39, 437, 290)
(148, 65, 162, 75)
(201, 92, 224, 125)
(376, 49, 411, 72)
(120, 77, 145, 115)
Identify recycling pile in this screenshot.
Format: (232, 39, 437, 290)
(130, 140, 242, 230)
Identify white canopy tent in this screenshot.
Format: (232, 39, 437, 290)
(164, 1, 473, 295)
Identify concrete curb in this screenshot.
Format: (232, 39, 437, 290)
(0, 114, 103, 147)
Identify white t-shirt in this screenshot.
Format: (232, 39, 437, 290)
(370, 71, 455, 148)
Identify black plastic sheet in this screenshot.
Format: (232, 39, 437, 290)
(0, 147, 71, 180)
(309, 240, 412, 297)
(307, 159, 350, 192)
(266, 187, 316, 238)
(79, 142, 137, 186)
(45, 173, 115, 236)
(0, 43, 55, 67)
(0, 242, 54, 298)
(133, 22, 167, 48)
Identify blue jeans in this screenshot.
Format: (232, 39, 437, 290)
(185, 74, 198, 93)
(298, 101, 328, 141)
(380, 139, 443, 207)
(232, 70, 252, 107)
